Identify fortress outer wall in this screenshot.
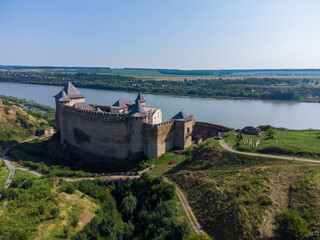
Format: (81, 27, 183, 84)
(62, 106, 132, 159)
(143, 120, 175, 159)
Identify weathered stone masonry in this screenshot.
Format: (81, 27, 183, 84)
(55, 82, 196, 160)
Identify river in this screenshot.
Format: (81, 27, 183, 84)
(0, 82, 319, 129)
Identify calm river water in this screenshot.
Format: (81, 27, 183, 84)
(0, 82, 319, 129)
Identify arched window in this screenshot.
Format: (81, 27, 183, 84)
(187, 127, 190, 133)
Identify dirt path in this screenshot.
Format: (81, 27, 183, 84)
(258, 166, 302, 239)
(163, 177, 204, 235)
(219, 139, 320, 164)
(219, 139, 318, 239)
(0, 137, 35, 197)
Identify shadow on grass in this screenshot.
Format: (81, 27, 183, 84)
(0, 140, 19, 153)
(165, 160, 189, 176)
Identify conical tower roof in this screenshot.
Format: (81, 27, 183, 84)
(54, 90, 71, 102)
(128, 99, 147, 117)
(96, 107, 103, 112)
(171, 111, 192, 121)
(63, 82, 84, 99)
(136, 92, 145, 103)
(112, 99, 134, 108)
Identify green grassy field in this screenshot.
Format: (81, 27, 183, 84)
(223, 128, 320, 159)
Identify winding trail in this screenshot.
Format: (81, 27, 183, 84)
(219, 139, 320, 164)
(163, 177, 204, 235)
(1, 138, 39, 196)
(0, 137, 206, 236)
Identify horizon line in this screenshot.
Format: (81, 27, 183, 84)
(1, 65, 320, 71)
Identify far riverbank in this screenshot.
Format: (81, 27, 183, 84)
(0, 82, 320, 130)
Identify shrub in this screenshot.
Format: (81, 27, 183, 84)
(260, 195, 273, 206)
(303, 231, 320, 240)
(62, 225, 70, 238)
(274, 210, 310, 240)
(243, 196, 253, 205)
(183, 147, 195, 163)
(50, 207, 60, 219)
(71, 214, 79, 227)
(2, 188, 19, 200)
(59, 180, 75, 194)
(11, 178, 23, 188)
(2, 100, 11, 106)
(239, 182, 251, 191)
(258, 125, 272, 131)
(38, 203, 45, 215)
(172, 222, 191, 239)
(21, 180, 34, 189)
(266, 128, 275, 139)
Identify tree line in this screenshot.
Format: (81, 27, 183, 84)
(1, 71, 320, 101)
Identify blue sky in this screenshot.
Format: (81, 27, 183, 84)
(1, 0, 320, 69)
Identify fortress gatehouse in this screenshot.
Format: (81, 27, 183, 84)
(54, 82, 195, 159)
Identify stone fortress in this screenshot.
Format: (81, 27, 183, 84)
(55, 82, 230, 160)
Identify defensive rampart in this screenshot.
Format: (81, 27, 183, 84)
(61, 106, 132, 159)
(143, 120, 175, 158)
(194, 122, 231, 140)
(64, 106, 127, 121)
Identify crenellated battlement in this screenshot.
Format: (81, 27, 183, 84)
(55, 82, 195, 160)
(143, 119, 174, 128)
(64, 105, 128, 122)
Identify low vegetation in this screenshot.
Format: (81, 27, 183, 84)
(0, 97, 53, 152)
(273, 210, 310, 240)
(0, 158, 9, 190)
(0, 95, 55, 120)
(142, 139, 320, 240)
(287, 167, 320, 232)
(164, 143, 281, 240)
(223, 126, 320, 159)
(0, 170, 98, 239)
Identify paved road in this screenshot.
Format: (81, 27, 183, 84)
(220, 139, 320, 164)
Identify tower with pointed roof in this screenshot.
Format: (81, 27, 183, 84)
(54, 82, 85, 138)
(136, 92, 146, 107)
(171, 111, 194, 149)
(128, 99, 148, 157)
(53, 83, 198, 160)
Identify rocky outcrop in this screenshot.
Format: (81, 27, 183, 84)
(35, 127, 55, 137)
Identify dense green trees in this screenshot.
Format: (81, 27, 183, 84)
(73, 174, 190, 240)
(1, 71, 319, 101)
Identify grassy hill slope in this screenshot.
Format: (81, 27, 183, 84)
(145, 139, 320, 240)
(0, 97, 54, 151)
(0, 170, 98, 239)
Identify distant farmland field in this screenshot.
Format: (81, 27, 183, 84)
(3, 66, 320, 80)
